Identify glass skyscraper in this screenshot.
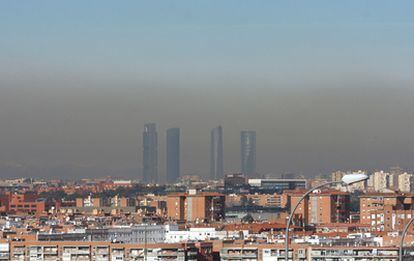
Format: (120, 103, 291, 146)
(166, 128, 180, 183)
(241, 130, 256, 177)
(210, 125, 224, 180)
(143, 123, 158, 183)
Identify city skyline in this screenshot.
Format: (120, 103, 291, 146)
(2, 1, 414, 178)
(2, 1, 414, 259)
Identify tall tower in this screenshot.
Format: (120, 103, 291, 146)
(166, 128, 180, 183)
(241, 130, 256, 177)
(143, 123, 158, 183)
(210, 126, 223, 180)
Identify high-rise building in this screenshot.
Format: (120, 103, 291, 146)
(398, 172, 414, 192)
(166, 128, 180, 183)
(240, 131, 256, 177)
(210, 126, 223, 180)
(143, 123, 158, 183)
(370, 171, 390, 192)
(390, 166, 404, 190)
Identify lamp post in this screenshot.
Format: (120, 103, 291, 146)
(399, 216, 414, 261)
(284, 173, 368, 261)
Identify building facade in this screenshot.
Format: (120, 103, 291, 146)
(39, 225, 170, 244)
(248, 179, 307, 193)
(398, 173, 414, 193)
(240, 130, 256, 178)
(143, 123, 158, 183)
(360, 193, 414, 232)
(167, 192, 225, 222)
(210, 126, 223, 180)
(9, 241, 202, 261)
(0, 192, 56, 215)
(288, 190, 350, 226)
(369, 171, 390, 192)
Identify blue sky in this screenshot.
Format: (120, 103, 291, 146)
(2, 1, 414, 85)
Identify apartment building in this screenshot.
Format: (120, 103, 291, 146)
(166, 191, 225, 222)
(220, 244, 414, 261)
(288, 190, 350, 226)
(0, 192, 56, 215)
(227, 193, 283, 208)
(398, 173, 414, 193)
(368, 171, 391, 192)
(360, 193, 414, 232)
(38, 225, 173, 244)
(246, 193, 282, 208)
(308, 246, 407, 261)
(10, 241, 204, 261)
(75, 195, 135, 208)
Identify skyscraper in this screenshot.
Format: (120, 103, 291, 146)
(143, 123, 158, 183)
(241, 130, 256, 177)
(166, 128, 180, 183)
(210, 126, 223, 180)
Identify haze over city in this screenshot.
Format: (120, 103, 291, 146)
(4, 2, 414, 260)
(2, 1, 414, 179)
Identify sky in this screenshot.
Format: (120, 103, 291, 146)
(1, 1, 414, 179)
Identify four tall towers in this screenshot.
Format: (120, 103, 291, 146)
(141, 124, 256, 183)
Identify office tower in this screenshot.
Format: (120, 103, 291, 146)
(143, 123, 158, 183)
(210, 126, 223, 180)
(166, 128, 180, 183)
(240, 131, 256, 177)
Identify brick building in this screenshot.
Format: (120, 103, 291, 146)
(167, 191, 225, 222)
(0, 192, 55, 215)
(287, 190, 350, 226)
(75, 195, 135, 208)
(360, 193, 414, 232)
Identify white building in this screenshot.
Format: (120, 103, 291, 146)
(0, 243, 9, 260)
(398, 172, 414, 192)
(165, 227, 247, 243)
(371, 171, 391, 192)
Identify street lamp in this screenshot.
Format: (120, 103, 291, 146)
(284, 173, 368, 261)
(399, 216, 414, 261)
